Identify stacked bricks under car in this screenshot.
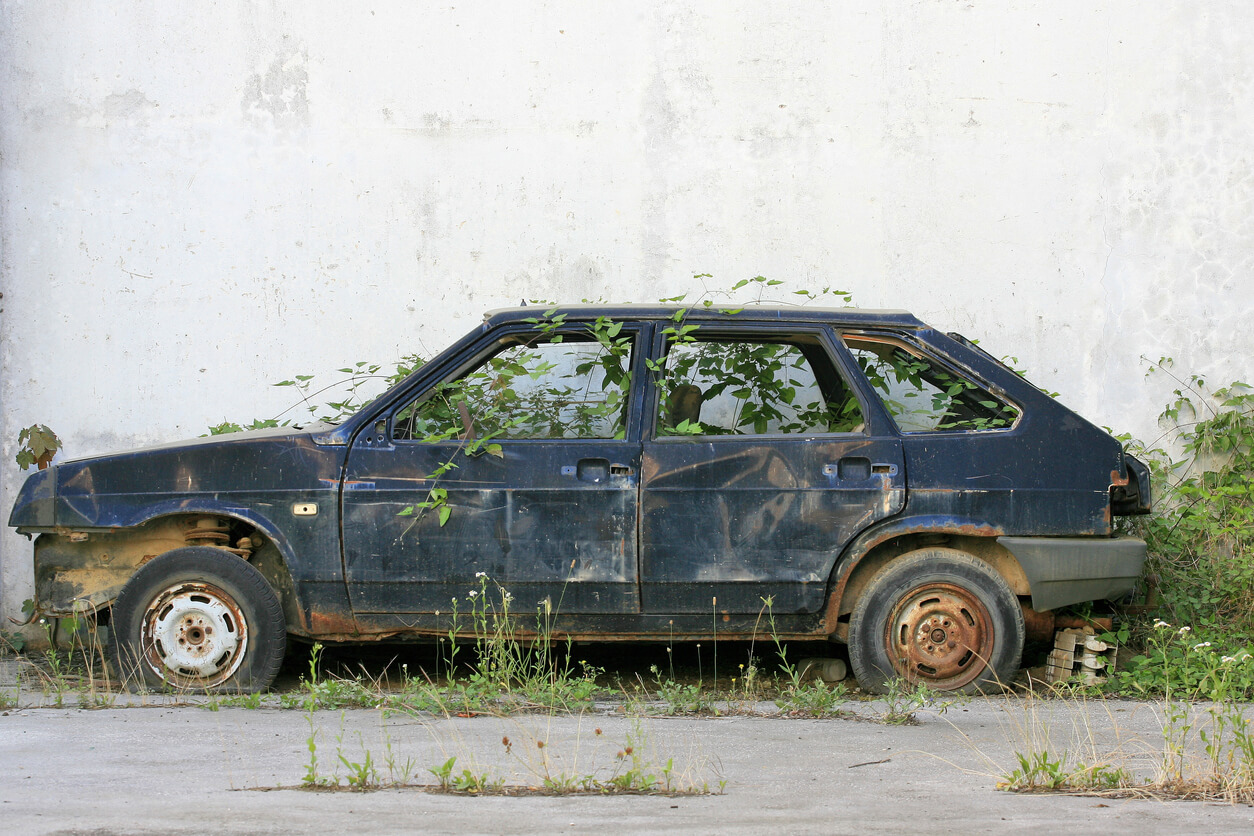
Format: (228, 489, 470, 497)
(1047, 627, 1117, 685)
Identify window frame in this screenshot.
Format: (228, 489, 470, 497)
(838, 330, 1023, 436)
(645, 324, 872, 442)
(388, 322, 645, 444)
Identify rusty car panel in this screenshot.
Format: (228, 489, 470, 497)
(640, 436, 905, 614)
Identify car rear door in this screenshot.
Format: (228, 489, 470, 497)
(638, 324, 906, 615)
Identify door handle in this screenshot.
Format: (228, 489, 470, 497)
(560, 459, 633, 482)
(559, 458, 609, 483)
(829, 457, 870, 480)
(825, 458, 898, 480)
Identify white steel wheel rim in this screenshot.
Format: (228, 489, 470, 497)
(141, 582, 249, 688)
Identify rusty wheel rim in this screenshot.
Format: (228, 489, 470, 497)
(886, 582, 994, 690)
(140, 581, 249, 689)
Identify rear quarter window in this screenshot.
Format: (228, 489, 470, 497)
(843, 335, 1019, 432)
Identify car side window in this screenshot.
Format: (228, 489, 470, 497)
(843, 336, 1019, 432)
(393, 331, 634, 441)
(656, 336, 864, 436)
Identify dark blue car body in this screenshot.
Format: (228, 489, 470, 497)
(9, 306, 1151, 691)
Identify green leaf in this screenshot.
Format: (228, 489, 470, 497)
(672, 419, 703, 435)
(438, 506, 452, 526)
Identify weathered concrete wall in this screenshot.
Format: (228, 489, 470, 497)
(2, 1, 1251, 622)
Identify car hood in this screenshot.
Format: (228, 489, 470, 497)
(9, 425, 348, 530)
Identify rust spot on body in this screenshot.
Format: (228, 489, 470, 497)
(952, 522, 1005, 538)
(303, 609, 360, 638)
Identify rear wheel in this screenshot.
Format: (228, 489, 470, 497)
(848, 548, 1024, 694)
(110, 547, 286, 693)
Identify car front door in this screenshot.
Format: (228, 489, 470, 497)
(638, 325, 906, 615)
(341, 322, 644, 623)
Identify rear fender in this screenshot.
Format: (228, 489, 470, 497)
(822, 515, 1027, 637)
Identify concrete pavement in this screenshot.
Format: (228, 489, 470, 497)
(3, 695, 1254, 834)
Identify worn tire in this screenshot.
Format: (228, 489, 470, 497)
(109, 547, 286, 693)
(848, 548, 1024, 695)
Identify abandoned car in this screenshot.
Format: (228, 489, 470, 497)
(9, 305, 1151, 693)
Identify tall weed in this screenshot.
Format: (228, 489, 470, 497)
(1115, 364, 1254, 694)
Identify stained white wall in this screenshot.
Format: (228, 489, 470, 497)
(2, 1, 1252, 623)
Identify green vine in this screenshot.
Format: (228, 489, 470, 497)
(15, 424, 62, 471)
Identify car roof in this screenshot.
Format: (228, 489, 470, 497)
(482, 304, 926, 329)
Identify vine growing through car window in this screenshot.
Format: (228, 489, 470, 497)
(648, 279, 863, 437)
(393, 309, 635, 526)
(656, 339, 864, 435)
(845, 338, 1018, 433)
(205, 278, 1008, 529)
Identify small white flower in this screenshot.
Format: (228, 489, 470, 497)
(468, 590, 478, 599)
(1223, 656, 1236, 664)
(1193, 641, 1211, 650)
(1153, 619, 1171, 630)
(475, 571, 487, 578)
(1178, 626, 1192, 635)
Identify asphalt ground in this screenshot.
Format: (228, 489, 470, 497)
(4, 690, 1254, 835)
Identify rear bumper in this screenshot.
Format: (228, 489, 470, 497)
(998, 536, 1147, 612)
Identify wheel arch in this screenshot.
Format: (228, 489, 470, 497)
(30, 509, 299, 628)
(126, 502, 301, 565)
(824, 516, 1030, 640)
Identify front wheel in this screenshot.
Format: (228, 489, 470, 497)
(110, 547, 286, 693)
(848, 548, 1024, 694)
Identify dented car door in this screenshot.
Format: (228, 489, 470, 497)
(340, 324, 644, 622)
(638, 325, 906, 614)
